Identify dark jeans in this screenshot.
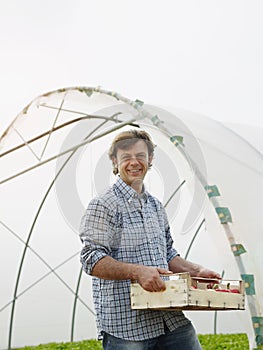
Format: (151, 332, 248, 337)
(102, 322, 202, 350)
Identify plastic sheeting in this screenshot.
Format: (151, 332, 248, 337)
(0, 87, 262, 349)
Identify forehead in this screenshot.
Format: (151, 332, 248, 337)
(116, 139, 148, 155)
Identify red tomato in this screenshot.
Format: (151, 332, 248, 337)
(215, 289, 230, 292)
(230, 289, 240, 293)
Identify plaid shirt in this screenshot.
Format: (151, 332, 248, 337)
(80, 177, 190, 341)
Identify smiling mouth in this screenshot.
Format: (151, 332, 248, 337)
(128, 169, 142, 174)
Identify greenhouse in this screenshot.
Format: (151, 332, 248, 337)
(0, 87, 262, 349)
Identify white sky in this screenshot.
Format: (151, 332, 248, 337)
(0, 0, 263, 135)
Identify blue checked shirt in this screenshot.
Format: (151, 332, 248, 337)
(80, 177, 190, 341)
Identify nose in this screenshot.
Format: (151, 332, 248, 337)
(127, 157, 140, 167)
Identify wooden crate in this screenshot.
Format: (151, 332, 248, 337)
(130, 273, 245, 311)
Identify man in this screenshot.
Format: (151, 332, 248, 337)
(80, 129, 220, 350)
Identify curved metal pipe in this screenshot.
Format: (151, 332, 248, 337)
(0, 115, 120, 158)
(7, 115, 126, 349)
(164, 180, 186, 208)
(184, 218, 205, 260)
(71, 268, 83, 342)
(1, 117, 138, 185)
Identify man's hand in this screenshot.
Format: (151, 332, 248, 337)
(136, 266, 172, 292)
(196, 267, 221, 280)
(194, 267, 222, 283)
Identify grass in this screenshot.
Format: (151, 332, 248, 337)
(13, 333, 260, 350)
(198, 333, 249, 349)
(14, 339, 102, 350)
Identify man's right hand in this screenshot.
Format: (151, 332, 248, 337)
(136, 266, 172, 292)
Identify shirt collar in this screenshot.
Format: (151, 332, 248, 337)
(114, 177, 148, 202)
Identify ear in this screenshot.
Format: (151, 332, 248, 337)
(149, 154, 153, 164)
(112, 156, 119, 175)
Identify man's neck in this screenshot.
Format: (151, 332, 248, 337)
(130, 180, 143, 194)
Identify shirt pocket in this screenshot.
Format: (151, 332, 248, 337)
(121, 210, 146, 247)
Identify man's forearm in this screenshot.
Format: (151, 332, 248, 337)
(91, 256, 173, 291)
(168, 255, 201, 276)
(91, 256, 141, 281)
(168, 255, 221, 279)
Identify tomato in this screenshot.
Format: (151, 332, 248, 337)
(215, 289, 230, 292)
(230, 289, 240, 293)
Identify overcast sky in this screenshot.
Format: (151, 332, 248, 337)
(0, 0, 263, 136)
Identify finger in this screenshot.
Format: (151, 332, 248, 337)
(157, 267, 173, 275)
(146, 278, 166, 292)
(154, 277, 166, 291)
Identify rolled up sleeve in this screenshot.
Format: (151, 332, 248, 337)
(79, 198, 112, 275)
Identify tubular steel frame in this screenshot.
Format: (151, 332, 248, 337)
(1, 86, 260, 349)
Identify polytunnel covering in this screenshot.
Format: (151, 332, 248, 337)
(0, 87, 262, 349)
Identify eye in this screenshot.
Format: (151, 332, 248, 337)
(136, 154, 147, 161)
(121, 155, 132, 161)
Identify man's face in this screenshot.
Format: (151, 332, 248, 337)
(113, 140, 152, 188)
